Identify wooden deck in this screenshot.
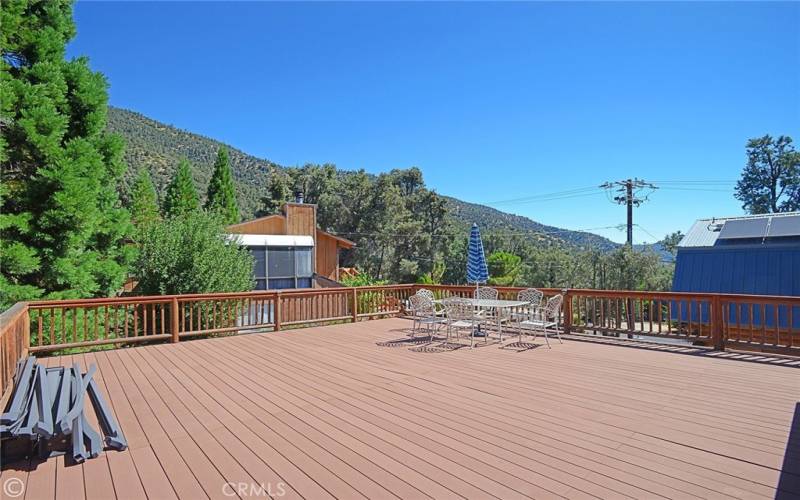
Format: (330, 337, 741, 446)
(2, 317, 798, 499)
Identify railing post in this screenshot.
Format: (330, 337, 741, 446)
(562, 289, 573, 335)
(711, 295, 725, 351)
(351, 287, 358, 323)
(23, 304, 30, 356)
(274, 292, 282, 332)
(171, 297, 180, 343)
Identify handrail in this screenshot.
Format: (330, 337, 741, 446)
(415, 284, 800, 303)
(0, 302, 30, 406)
(28, 284, 416, 308)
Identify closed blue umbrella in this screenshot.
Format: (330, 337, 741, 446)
(467, 223, 489, 290)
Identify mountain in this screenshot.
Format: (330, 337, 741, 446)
(108, 107, 277, 217)
(108, 106, 619, 251)
(634, 242, 675, 263)
(445, 197, 618, 251)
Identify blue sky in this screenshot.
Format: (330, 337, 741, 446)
(68, 2, 799, 244)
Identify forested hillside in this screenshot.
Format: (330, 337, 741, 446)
(108, 106, 617, 251)
(108, 107, 276, 217)
(107, 106, 676, 290)
(445, 197, 617, 251)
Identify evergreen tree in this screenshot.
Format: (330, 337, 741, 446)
(258, 167, 291, 216)
(487, 251, 523, 286)
(162, 159, 199, 217)
(1, 0, 133, 307)
(130, 168, 159, 226)
(735, 135, 800, 213)
(204, 147, 239, 224)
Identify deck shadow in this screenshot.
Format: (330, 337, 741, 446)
(776, 402, 800, 499)
(501, 341, 544, 352)
(408, 343, 462, 353)
(562, 334, 800, 369)
(376, 336, 439, 348)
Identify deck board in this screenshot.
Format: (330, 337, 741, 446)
(3, 317, 798, 500)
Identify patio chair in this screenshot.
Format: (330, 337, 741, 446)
(511, 288, 544, 321)
(473, 286, 498, 317)
(473, 286, 499, 300)
(473, 286, 507, 334)
(514, 294, 564, 348)
(408, 294, 446, 341)
(416, 288, 444, 315)
(442, 297, 481, 348)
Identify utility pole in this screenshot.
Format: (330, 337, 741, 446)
(599, 178, 657, 337)
(626, 180, 633, 246)
(599, 178, 657, 247)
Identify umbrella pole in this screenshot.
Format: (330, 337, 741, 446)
(475, 282, 484, 336)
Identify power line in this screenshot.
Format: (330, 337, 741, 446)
(599, 178, 657, 247)
(328, 224, 624, 239)
(633, 224, 660, 242)
(483, 191, 605, 207)
(649, 179, 735, 184)
(481, 186, 600, 206)
(657, 187, 731, 193)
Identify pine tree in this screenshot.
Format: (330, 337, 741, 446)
(162, 159, 199, 217)
(735, 135, 800, 214)
(204, 147, 239, 224)
(257, 167, 291, 216)
(130, 168, 160, 226)
(1, 0, 133, 307)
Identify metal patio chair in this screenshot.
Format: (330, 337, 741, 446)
(473, 286, 499, 318)
(473, 286, 499, 301)
(511, 288, 544, 322)
(442, 297, 482, 348)
(408, 294, 446, 340)
(416, 288, 444, 316)
(514, 293, 564, 348)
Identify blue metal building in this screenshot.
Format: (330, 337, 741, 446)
(672, 212, 800, 328)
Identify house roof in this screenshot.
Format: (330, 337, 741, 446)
(226, 214, 355, 248)
(317, 229, 356, 248)
(233, 234, 315, 247)
(225, 214, 284, 232)
(679, 212, 800, 248)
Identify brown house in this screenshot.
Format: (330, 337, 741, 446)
(226, 202, 355, 290)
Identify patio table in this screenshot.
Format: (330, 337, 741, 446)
(436, 298, 529, 341)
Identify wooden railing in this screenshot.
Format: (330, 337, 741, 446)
(419, 285, 799, 354)
(21, 285, 414, 353)
(0, 302, 29, 404)
(1, 284, 797, 398)
(720, 294, 800, 353)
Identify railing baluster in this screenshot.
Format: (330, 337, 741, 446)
(48, 308, 55, 346)
(774, 305, 780, 347)
(104, 305, 109, 340)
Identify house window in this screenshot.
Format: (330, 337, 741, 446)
(248, 245, 313, 290)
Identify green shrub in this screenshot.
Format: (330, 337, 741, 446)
(340, 271, 389, 314)
(134, 212, 254, 295)
(340, 272, 387, 287)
